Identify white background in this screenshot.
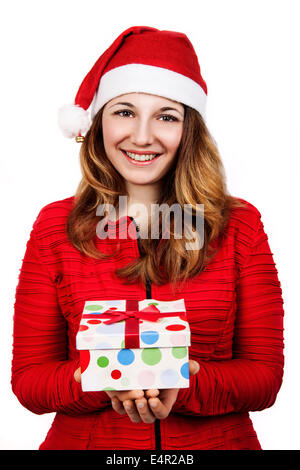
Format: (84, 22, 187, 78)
(1, 0, 299, 450)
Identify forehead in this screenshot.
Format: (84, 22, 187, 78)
(107, 92, 184, 110)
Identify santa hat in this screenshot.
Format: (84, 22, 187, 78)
(58, 25, 207, 140)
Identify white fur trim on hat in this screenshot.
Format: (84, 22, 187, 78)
(57, 103, 91, 138)
(91, 64, 207, 120)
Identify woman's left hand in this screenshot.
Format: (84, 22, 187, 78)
(111, 359, 200, 423)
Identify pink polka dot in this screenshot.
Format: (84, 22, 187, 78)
(83, 336, 94, 343)
(166, 324, 186, 331)
(170, 333, 187, 346)
(137, 370, 155, 388)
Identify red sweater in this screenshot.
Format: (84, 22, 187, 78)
(11, 196, 284, 450)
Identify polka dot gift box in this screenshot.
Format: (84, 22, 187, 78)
(76, 299, 191, 391)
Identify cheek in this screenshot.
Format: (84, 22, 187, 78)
(159, 126, 183, 153)
(102, 118, 125, 149)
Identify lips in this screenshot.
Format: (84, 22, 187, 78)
(120, 150, 162, 166)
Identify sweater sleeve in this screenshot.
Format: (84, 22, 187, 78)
(11, 226, 111, 416)
(172, 215, 284, 416)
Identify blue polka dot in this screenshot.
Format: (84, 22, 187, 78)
(95, 341, 113, 349)
(160, 369, 179, 387)
(96, 322, 124, 336)
(141, 330, 159, 345)
(117, 349, 135, 365)
(180, 362, 189, 379)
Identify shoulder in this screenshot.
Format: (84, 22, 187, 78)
(219, 197, 267, 269)
(227, 196, 263, 238)
(32, 196, 75, 236)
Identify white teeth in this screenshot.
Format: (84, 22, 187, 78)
(125, 151, 158, 161)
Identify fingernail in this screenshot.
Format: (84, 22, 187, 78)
(137, 403, 144, 409)
(150, 401, 157, 408)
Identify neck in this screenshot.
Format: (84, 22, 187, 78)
(125, 181, 161, 207)
(117, 182, 162, 234)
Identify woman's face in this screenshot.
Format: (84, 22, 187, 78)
(101, 93, 184, 188)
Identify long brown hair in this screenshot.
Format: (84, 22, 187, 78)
(66, 104, 245, 289)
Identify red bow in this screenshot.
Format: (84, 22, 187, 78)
(86, 300, 180, 349)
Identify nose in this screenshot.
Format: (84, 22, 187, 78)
(130, 118, 155, 147)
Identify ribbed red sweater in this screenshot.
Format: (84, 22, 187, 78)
(11, 196, 284, 450)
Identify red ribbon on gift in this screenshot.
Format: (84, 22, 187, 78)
(95, 300, 181, 349)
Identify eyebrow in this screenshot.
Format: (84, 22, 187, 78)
(109, 101, 184, 116)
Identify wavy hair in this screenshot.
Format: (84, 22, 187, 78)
(66, 104, 245, 290)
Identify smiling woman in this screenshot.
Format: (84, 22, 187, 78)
(102, 93, 184, 185)
(12, 25, 284, 451)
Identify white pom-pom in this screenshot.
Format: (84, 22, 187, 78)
(57, 103, 91, 138)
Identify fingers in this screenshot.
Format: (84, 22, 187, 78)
(74, 367, 81, 383)
(189, 360, 200, 375)
(144, 389, 160, 399)
(111, 396, 127, 415)
(110, 395, 157, 424)
(122, 399, 143, 423)
(147, 397, 168, 420)
(107, 389, 144, 401)
(133, 398, 156, 424)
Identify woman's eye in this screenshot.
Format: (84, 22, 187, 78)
(114, 110, 133, 117)
(159, 115, 178, 122)
(113, 110, 178, 122)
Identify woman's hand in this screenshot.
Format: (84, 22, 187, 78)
(74, 359, 200, 423)
(111, 359, 200, 423)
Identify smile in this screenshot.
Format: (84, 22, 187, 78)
(121, 150, 162, 166)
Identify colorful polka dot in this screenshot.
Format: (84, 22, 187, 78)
(85, 305, 103, 311)
(117, 349, 135, 365)
(80, 350, 90, 374)
(96, 322, 124, 335)
(180, 362, 189, 379)
(95, 341, 113, 349)
(111, 369, 122, 380)
(165, 324, 186, 331)
(148, 302, 158, 306)
(97, 356, 109, 368)
(160, 369, 179, 387)
(172, 347, 187, 359)
(121, 377, 130, 387)
(87, 319, 102, 324)
(170, 333, 187, 346)
(101, 387, 116, 391)
(82, 336, 94, 343)
(138, 370, 155, 388)
(141, 348, 162, 365)
(141, 330, 159, 345)
(79, 325, 89, 332)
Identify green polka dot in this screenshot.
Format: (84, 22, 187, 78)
(97, 356, 109, 367)
(148, 302, 158, 306)
(141, 348, 162, 365)
(172, 347, 187, 359)
(121, 377, 130, 387)
(121, 339, 125, 348)
(86, 304, 103, 311)
(101, 387, 116, 391)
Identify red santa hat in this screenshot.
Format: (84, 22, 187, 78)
(58, 25, 207, 140)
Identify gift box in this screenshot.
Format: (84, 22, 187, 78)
(76, 299, 191, 391)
